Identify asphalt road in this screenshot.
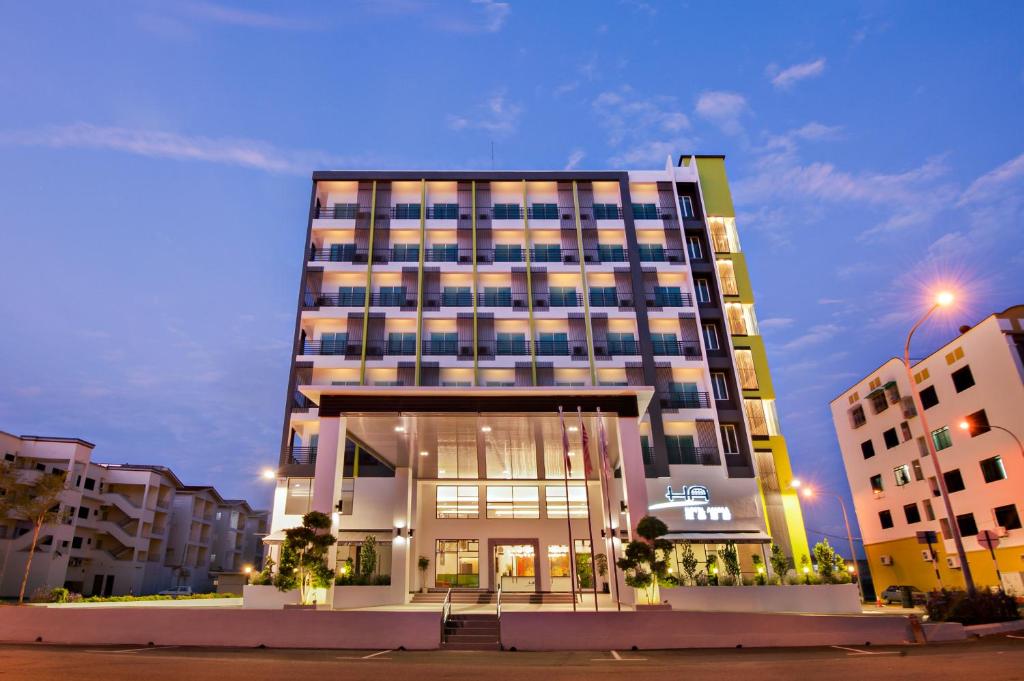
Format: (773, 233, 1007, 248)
(1, 636, 1023, 681)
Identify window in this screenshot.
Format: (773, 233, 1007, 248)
(71, 536, 83, 549)
(493, 203, 521, 220)
(631, 203, 658, 220)
(436, 486, 479, 519)
(869, 474, 884, 493)
(431, 203, 458, 219)
(387, 332, 417, 355)
(720, 424, 740, 454)
(702, 323, 720, 351)
(378, 286, 408, 306)
(84, 478, 96, 491)
(695, 279, 711, 304)
(589, 286, 618, 307)
(893, 465, 912, 487)
(963, 409, 990, 436)
(686, 236, 703, 261)
(919, 385, 939, 410)
(923, 499, 935, 521)
(434, 539, 479, 589)
(980, 455, 1006, 483)
(531, 244, 562, 263)
(486, 486, 539, 519)
(904, 503, 922, 525)
(593, 203, 620, 220)
(869, 391, 889, 415)
(544, 485, 588, 518)
(637, 243, 666, 262)
(943, 469, 965, 493)
(493, 244, 523, 262)
(548, 287, 578, 307)
(597, 243, 625, 262)
(652, 286, 684, 307)
(879, 510, 894, 529)
(912, 459, 924, 481)
(666, 435, 698, 464)
(431, 244, 459, 262)
(900, 421, 912, 442)
(530, 203, 558, 220)
(735, 349, 758, 389)
(883, 428, 900, 449)
(861, 440, 876, 459)
(951, 365, 975, 393)
(995, 504, 1022, 531)
(956, 513, 978, 536)
(606, 332, 637, 355)
(77, 506, 89, 520)
(711, 373, 729, 401)
(327, 243, 356, 262)
(537, 332, 569, 356)
(849, 404, 867, 429)
(496, 332, 527, 355)
(331, 203, 358, 219)
(284, 478, 313, 515)
(394, 203, 421, 219)
(917, 436, 929, 457)
(931, 426, 952, 451)
(679, 195, 694, 218)
(650, 333, 680, 355)
(640, 436, 654, 465)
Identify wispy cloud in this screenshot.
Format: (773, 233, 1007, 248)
(564, 149, 585, 171)
(779, 323, 842, 351)
(0, 123, 362, 175)
(694, 90, 748, 135)
(447, 90, 523, 136)
(182, 2, 318, 30)
(758, 317, 796, 330)
(437, 0, 510, 33)
(594, 86, 693, 165)
(767, 58, 826, 90)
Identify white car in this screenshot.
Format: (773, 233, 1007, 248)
(158, 585, 193, 597)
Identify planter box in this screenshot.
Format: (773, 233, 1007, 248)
(242, 585, 299, 610)
(332, 585, 399, 609)
(636, 603, 672, 611)
(660, 583, 861, 615)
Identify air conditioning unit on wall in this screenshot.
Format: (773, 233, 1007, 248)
(880, 555, 894, 566)
(921, 549, 935, 562)
(946, 555, 961, 569)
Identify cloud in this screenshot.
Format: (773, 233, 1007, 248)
(767, 58, 826, 89)
(958, 151, 1024, 206)
(694, 91, 748, 135)
(0, 123, 368, 175)
(594, 86, 693, 165)
(779, 323, 842, 351)
(182, 2, 317, 30)
(437, 0, 510, 33)
(758, 317, 795, 330)
(564, 149, 585, 170)
(553, 81, 580, 97)
(447, 91, 523, 136)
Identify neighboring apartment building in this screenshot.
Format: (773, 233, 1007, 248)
(0, 432, 267, 598)
(266, 156, 809, 603)
(830, 306, 1024, 594)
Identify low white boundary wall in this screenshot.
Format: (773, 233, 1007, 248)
(0, 608, 441, 650)
(661, 584, 861, 614)
(500, 611, 915, 650)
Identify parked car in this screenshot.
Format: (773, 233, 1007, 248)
(880, 585, 926, 605)
(158, 585, 194, 597)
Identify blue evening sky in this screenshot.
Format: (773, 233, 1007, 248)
(1, 1, 1022, 553)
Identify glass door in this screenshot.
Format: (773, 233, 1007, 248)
(494, 544, 536, 592)
(435, 539, 479, 588)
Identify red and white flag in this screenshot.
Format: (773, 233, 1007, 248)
(559, 406, 572, 476)
(578, 408, 594, 480)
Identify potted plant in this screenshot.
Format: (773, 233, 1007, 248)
(275, 511, 336, 607)
(616, 515, 674, 608)
(417, 556, 430, 593)
(594, 554, 609, 593)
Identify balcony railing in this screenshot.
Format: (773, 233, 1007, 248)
(546, 291, 582, 307)
(651, 341, 702, 358)
(421, 340, 470, 356)
(588, 289, 631, 307)
(315, 204, 360, 220)
(670, 446, 721, 466)
(284, 446, 317, 466)
(309, 244, 367, 263)
(477, 291, 529, 308)
(659, 391, 711, 409)
(644, 290, 693, 307)
(303, 291, 366, 308)
(422, 291, 474, 307)
(637, 248, 687, 263)
(302, 340, 361, 356)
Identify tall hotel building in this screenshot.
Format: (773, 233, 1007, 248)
(267, 156, 809, 604)
(831, 307, 1024, 594)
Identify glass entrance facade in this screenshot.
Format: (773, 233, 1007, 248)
(435, 539, 479, 588)
(494, 544, 536, 592)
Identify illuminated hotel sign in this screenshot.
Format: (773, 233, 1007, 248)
(648, 485, 732, 521)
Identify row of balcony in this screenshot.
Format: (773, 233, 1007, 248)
(303, 287, 693, 310)
(314, 203, 683, 222)
(301, 337, 702, 359)
(308, 244, 689, 265)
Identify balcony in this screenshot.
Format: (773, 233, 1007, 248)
(719, 275, 739, 296)
(477, 289, 529, 308)
(546, 290, 582, 307)
(478, 339, 530, 356)
(669, 446, 721, 466)
(302, 339, 361, 356)
(659, 391, 711, 409)
(738, 367, 759, 390)
(631, 203, 677, 221)
(309, 244, 366, 263)
(588, 288, 630, 307)
(284, 446, 317, 466)
(593, 338, 640, 358)
(421, 340, 471, 357)
(644, 289, 693, 308)
(422, 289, 473, 307)
(651, 340, 702, 358)
(315, 204, 359, 220)
(636, 247, 687, 264)
(303, 289, 366, 309)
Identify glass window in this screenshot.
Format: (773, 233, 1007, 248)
(431, 244, 459, 262)
(436, 419, 479, 479)
(912, 459, 924, 481)
(923, 499, 935, 521)
(391, 243, 419, 262)
(493, 203, 522, 220)
(695, 279, 711, 304)
(711, 373, 729, 401)
(607, 332, 638, 355)
(686, 236, 703, 261)
(995, 504, 1022, 531)
(431, 203, 459, 219)
(378, 286, 408, 306)
(720, 424, 739, 454)
(702, 323, 720, 351)
(652, 286, 684, 307)
(919, 385, 939, 410)
(482, 287, 512, 307)
(640, 436, 654, 465)
(666, 435, 698, 464)
(589, 286, 619, 307)
(680, 195, 694, 218)
(651, 333, 679, 355)
(530, 203, 558, 219)
(861, 440, 876, 459)
(951, 365, 975, 393)
(893, 465, 911, 487)
(485, 422, 538, 479)
(931, 426, 952, 451)
(284, 478, 313, 515)
(883, 428, 899, 449)
(597, 243, 625, 261)
(869, 474, 883, 493)
(593, 203, 620, 220)
(944, 469, 966, 493)
(955, 513, 978, 536)
(631, 203, 658, 220)
(331, 203, 358, 219)
(436, 486, 479, 519)
(879, 510, 894, 529)
(441, 287, 472, 306)
(544, 485, 587, 518)
(486, 486, 540, 519)
(531, 244, 562, 263)
(549, 287, 578, 306)
(493, 244, 522, 262)
(637, 243, 666, 262)
(335, 286, 366, 307)
(904, 503, 921, 525)
(537, 332, 569, 356)
(327, 243, 356, 262)
(394, 203, 421, 219)
(980, 456, 1006, 483)
(435, 539, 479, 588)
(387, 332, 416, 355)
(496, 332, 528, 355)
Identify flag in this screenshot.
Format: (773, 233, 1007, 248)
(560, 407, 572, 476)
(580, 413, 594, 480)
(596, 409, 613, 484)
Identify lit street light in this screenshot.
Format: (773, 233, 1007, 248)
(904, 291, 976, 595)
(791, 480, 863, 603)
(959, 419, 1024, 459)
(261, 468, 276, 481)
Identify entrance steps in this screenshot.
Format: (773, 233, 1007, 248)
(441, 614, 500, 651)
(411, 590, 578, 605)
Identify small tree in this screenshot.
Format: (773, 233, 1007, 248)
(679, 542, 699, 586)
(360, 534, 378, 577)
(752, 554, 766, 585)
(799, 554, 811, 584)
(813, 539, 837, 584)
(706, 553, 719, 585)
(417, 555, 430, 590)
(769, 543, 789, 582)
(275, 511, 336, 604)
(720, 542, 741, 586)
(9, 470, 68, 603)
(616, 516, 673, 604)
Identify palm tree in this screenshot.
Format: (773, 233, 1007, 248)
(11, 470, 68, 603)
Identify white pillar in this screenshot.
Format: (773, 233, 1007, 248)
(616, 416, 649, 538)
(390, 467, 413, 604)
(311, 416, 347, 515)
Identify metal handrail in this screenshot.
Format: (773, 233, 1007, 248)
(440, 586, 453, 643)
(496, 582, 503, 622)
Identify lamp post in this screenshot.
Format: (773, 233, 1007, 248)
(960, 420, 1024, 459)
(792, 481, 863, 603)
(904, 292, 976, 595)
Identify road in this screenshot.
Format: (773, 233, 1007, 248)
(1, 636, 1023, 680)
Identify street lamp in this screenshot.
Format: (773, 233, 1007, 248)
(960, 420, 1024, 459)
(792, 481, 863, 603)
(261, 468, 276, 481)
(904, 291, 976, 595)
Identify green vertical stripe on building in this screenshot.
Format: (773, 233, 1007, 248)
(521, 180, 537, 385)
(414, 179, 427, 386)
(571, 181, 598, 384)
(358, 181, 378, 385)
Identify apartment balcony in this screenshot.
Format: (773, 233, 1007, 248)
(659, 391, 712, 409)
(636, 246, 687, 264)
(309, 243, 367, 263)
(477, 289, 529, 309)
(420, 340, 469, 357)
(302, 339, 361, 356)
(631, 203, 676, 221)
(738, 367, 759, 390)
(593, 338, 640, 358)
(545, 290, 583, 307)
(644, 289, 693, 308)
(669, 446, 721, 466)
(315, 204, 360, 220)
(478, 339, 530, 356)
(422, 289, 473, 308)
(651, 340, 702, 358)
(283, 446, 317, 466)
(588, 288, 631, 307)
(303, 290, 366, 309)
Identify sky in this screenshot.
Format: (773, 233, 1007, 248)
(1, 1, 1022, 555)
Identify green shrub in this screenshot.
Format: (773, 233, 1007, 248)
(925, 589, 1020, 625)
(335, 572, 391, 586)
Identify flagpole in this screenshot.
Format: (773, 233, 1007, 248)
(596, 408, 622, 611)
(577, 407, 600, 612)
(558, 407, 578, 611)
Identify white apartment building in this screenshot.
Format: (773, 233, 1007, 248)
(830, 305, 1024, 593)
(0, 431, 267, 598)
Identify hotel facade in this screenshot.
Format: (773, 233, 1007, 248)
(830, 306, 1024, 595)
(267, 156, 809, 605)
